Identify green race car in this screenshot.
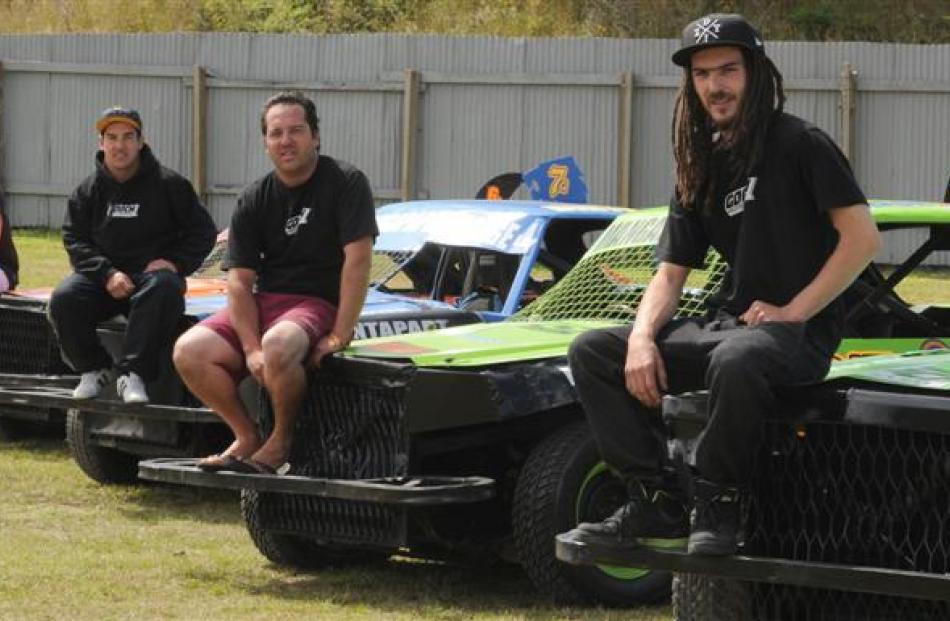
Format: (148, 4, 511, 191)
(141, 199, 950, 607)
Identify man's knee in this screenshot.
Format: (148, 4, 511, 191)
(48, 275, 87, 322)
(174, 327, 221, 373)
(140, 270, 185, 303)
(261, 323, 309, 371)
(707, 336, 767, 385)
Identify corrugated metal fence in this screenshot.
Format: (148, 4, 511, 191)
(0, 33, 947, 264)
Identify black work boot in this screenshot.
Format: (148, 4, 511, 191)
(687, 478, 741, 556)
(567, 478, 689, 550)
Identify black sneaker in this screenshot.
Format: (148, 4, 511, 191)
(687, 478, 741, 556)
(566, 480, 689, 550)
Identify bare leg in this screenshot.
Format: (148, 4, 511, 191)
(252, 321, 311, 468)
(173, 326, 262, 459)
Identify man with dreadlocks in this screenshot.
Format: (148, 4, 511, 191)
(563, 14, 881, 556)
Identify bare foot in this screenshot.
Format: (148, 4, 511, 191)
(201, 435, 262, 467)
(249, 436, 292, 470)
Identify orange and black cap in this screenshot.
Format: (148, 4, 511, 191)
(95, 106, 143, 134)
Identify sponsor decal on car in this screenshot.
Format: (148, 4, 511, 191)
(355, 318, 451, 340)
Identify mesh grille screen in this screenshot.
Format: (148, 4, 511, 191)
(745, 421, 950, 619)
(257, 369, 410, 547)
(369, 249, 416, 288)
(0, 302, 70, 374)
(193, 237, 228, 278)
(512, 214, 726, 322)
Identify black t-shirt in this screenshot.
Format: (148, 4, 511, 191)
(657, 112, 867, 334)
(228, 155, 378, 304)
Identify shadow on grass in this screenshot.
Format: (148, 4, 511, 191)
(0, 435, 69, 460)
(231, 556, 671, 618)
(117, 480, 243, 526)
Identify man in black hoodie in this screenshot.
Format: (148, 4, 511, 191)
(48, 107, 217, 404)
(0, 192, 18, 293)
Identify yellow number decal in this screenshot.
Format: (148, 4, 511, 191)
(547, 164, 569, 198)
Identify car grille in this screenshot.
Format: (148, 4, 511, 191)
(0, 299, 70, 374)
(256, 363, 412, 548)
(745, 421, 950, 619)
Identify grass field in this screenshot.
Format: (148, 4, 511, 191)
(0, 439, 672, 621)
(4, 230, 950, 621)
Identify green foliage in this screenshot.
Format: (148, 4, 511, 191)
(0, 0, 946, 41)
(194, 0, 323, 33)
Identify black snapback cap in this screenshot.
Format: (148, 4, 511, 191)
(672, 13, 765, 67)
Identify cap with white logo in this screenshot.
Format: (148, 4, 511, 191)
(672, 13, 765, 67)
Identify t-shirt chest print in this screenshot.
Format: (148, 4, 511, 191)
(723, 176, 757, 217)
(284, 206, 312, 236)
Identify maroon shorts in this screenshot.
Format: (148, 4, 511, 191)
(199, 292, 337, 374)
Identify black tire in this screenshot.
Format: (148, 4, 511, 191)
(240, 490, 391, 570)
(512, 421, 672, 606)
(672, 573, 752, 621)
(65, 408, 139, 484)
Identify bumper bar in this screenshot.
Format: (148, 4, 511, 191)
(139, 458, 495, 505)
(555, 533, 950, 602)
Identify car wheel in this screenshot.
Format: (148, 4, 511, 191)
(512, 420, 672, 606)
(672, 573, 752, 620)
(240, 490, 391, 569)
(66, 408, 138, 484)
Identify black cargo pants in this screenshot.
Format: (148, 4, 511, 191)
(47, 270, 186, 381)
(567, 311, 837, 488)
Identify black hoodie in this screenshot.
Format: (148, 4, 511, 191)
(0, 193, 18, 290)
(63, 144, 217, 284)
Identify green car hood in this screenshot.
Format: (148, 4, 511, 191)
(826, 349, 950, 391)
(344, 319, 624, 367)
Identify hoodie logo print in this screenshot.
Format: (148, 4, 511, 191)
(108, 203, 140, 218)
(285, 207, 311, 236)
(693, 17, 722, 43)
(724, 177, 757, 217)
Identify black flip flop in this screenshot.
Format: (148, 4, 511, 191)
(196, 454, 244, 472)
(230, 456, 280, 476)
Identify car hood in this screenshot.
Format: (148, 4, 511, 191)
(344, 318, 624, 367)
(360, 290, 457, 316)
(826, 349, 950, 391)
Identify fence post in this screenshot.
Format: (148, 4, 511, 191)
(192, 65, 207, 202)
(838, 62, 857, 162)
(617, 72, 634, 209)
(401, 69, 420, 202)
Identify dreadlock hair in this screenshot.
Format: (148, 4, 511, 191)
(672, 48, 786, 212)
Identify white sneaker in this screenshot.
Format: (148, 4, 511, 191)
(117, 372, 149, 404)
(73, 369, 112, 400)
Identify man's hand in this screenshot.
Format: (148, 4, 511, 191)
(105, 270, 135, 300)
(245, 349, 265, 384)
(624, 332, 668, 408)
(145, 258, 178, 273)
(739, 300, 802, 326)
(310, 333, 345, 368)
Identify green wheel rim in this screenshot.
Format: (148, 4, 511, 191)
(575, 461, 650, 581)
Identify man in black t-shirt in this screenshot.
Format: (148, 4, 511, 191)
(174, 91, 378, 475)
(564, 14, 881, 555)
